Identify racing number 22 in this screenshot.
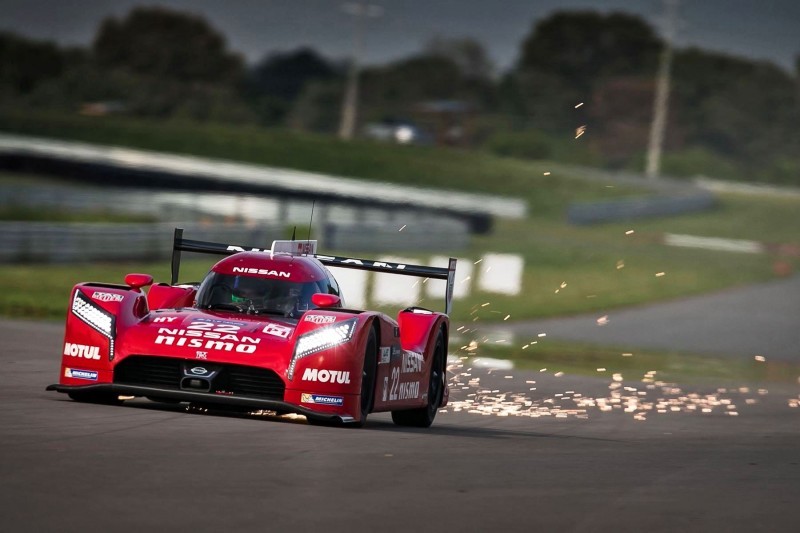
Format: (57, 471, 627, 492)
(388, 367, 399, 401)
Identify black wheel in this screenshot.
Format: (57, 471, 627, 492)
(351, 326, 378, 428)
(391, 328, 445, 428)
(68, 391, 125, 405)
(307, 326, 377, 429)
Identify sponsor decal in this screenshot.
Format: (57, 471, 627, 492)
(190, 366, 209, 375)
(401, 351, 424, 373)
(314, 255, 407, 271)
(227, 245, 269, 253)
(301, 393, 344, 407)
(153, 316, 178, 323)
(302, 368, 351, 384)
(397, 380, 420, 400)
(154, 319, 260, 353)
(92, 291, 123, 303)
(231, 267, 290, 278)
(65, 367, 98, 381)
(63, 342, 101, 360)
(193, 317, 246, 326)
(263, 323, 292, 339)
(195, 351, 208, 359)
(379, 347, 391, 365)
(304, 314, 336, 325)
(387, 367, 420, 401)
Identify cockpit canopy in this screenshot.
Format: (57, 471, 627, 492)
(196, 272, 338, 318)
(195, 251, 343, 318)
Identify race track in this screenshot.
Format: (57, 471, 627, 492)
(483, 274, 800, 361)
(2, 318, 800, 532)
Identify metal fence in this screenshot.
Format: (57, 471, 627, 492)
(0, 223, 283, 263)
(0, 221, 470, 263)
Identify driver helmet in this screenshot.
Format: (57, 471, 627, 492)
(268, 283, 302, 315)
(231, 276, 265, 304)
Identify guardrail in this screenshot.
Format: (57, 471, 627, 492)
(0, 221, 473, 263)
(0, 133, 527, 233)
(0, 223, 283, 263)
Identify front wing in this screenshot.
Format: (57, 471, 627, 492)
(46, 382, 355, 424)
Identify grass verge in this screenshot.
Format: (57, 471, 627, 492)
(460, 339, 800, 384)
(0, 112, 797, 322)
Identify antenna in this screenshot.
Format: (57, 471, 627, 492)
(307, 200, 315, 244)
(291, 226, 297, 241)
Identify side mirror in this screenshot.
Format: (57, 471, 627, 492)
(311, 293, 341, 308)
(125, 273, 154, 291)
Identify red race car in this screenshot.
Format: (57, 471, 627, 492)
(48, 229, 456, 428)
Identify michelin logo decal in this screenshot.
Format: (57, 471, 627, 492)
(301, 393, 344, 406)
(65, 368, 99, 381)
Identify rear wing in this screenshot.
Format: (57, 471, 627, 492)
(170, 228, 458, 315)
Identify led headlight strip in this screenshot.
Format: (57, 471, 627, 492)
(72, 290, 117, 361)
(287, 318, 357, 380)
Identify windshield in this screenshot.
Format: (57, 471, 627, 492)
(196, 272, 330, 318)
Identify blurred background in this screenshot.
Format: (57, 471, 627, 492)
(0, 0, 798, 378)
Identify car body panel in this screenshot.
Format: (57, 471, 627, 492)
(50, 234, 455, 427)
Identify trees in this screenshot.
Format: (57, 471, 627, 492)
(424, 37, 494, 82)
(506, 10, 799, 183)
(2, 5, 797, 184)
(671, 48, 799, 178)
(0, 31, 66, 95)
(509, 11, 661, 133)
(93, 6, 243, 84)
(87, 7, 251, 121)
(243, 48, 339, 126)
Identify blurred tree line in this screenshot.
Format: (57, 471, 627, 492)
(1, 6, 797, 184)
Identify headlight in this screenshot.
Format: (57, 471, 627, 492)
(72, 290, 116, 360)
(288, 318, 357, 380)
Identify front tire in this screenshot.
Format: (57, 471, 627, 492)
(352, 327, 378, 428)
(309, 326, 377, 429)
(391, 328, 445, 428)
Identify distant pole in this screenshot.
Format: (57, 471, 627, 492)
(338, 2, 383, 140)
(646, 0, 679, 180)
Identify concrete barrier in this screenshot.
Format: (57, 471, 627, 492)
(567, 192, 717, 225)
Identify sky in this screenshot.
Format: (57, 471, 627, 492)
(0, 0, 798, 73)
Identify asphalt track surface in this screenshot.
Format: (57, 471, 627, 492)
(3, 318, 800, 532)
(486, 274, 800, 361)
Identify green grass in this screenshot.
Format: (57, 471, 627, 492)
(0, 110, 797, 323)
(436, 201, 792, 321)
(460, 339, 800, 384)
(0, 259, 215, 320)
(0, 109, 637, 216)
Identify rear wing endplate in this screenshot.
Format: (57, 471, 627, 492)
(170, 228, 458, 315)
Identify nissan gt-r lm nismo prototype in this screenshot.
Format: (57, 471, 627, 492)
(48, 229, 457, 428)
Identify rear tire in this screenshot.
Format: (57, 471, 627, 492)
(391, 328, 445, 428)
